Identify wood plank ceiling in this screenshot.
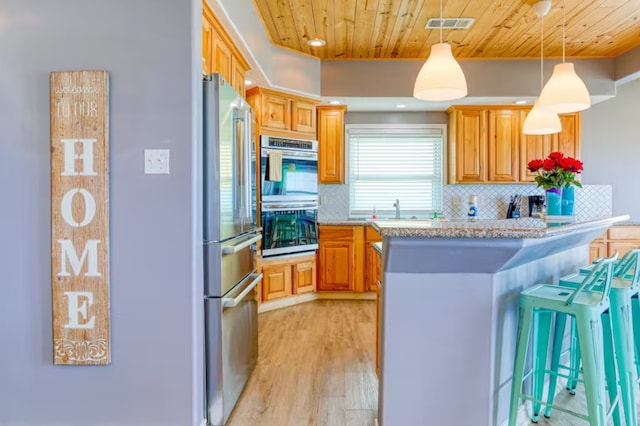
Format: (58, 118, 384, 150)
(252, 0, 640, 60)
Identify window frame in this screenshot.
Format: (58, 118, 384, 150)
(346, 123, 447, 219)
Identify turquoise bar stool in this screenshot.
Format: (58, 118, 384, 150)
(545, 249, 640, 426)
(508, 255, 620, 426)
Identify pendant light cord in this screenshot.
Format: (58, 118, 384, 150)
(540, 16, 544, 91)
(439, 0, 443, 43)
(562, 0, 566, 63)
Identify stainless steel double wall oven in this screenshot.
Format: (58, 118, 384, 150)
(260, 135, 319, 257)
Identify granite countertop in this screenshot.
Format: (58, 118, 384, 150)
(371, 215, 630, 239)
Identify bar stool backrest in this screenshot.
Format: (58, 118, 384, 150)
(615, 248, 640, 286)
(566, 254, 618, 306)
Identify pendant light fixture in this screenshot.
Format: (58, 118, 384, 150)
(537, 0, 590, 113)
(413, 0, 467, 101)
(523, 1, 561, 135)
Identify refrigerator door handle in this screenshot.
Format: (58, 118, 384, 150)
(242, 110, 253, 221)
(222, 273, 263, 308)
(221, 234, 262, 255)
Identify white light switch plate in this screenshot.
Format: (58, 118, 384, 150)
(144, 149, 170, 174)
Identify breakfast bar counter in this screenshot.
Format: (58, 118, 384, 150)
(371, 215, 629, 426)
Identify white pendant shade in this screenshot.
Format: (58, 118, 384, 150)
(538, 63, 591, 113)
(523, 99, 561, 135)
(413, 43, 467, 101)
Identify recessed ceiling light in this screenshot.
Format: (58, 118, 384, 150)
(329, 100, 341, 105)
(245, 79, 253, 85)
(396, 104, 407, 109)
(307, 38, 326, 47)
(514, 100, 528, 105)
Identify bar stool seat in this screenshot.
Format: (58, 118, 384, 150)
(508, 255, 620, 426)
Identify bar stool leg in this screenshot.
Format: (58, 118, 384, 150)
(531, 309, 552, 421)
(601, 313, 622, 426)
(610, 289, 638, 425)
(509, 304, 534, 426)
(568, 319, 581, 394)
(575, 311, 608, 426)
(631, 294, 640, 377)
(544, 312, 567, 418)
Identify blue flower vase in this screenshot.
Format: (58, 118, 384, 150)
(546, 188, 562, 216)
(562, 186, 575, 216)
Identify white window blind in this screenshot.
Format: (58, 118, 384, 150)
(348, 125, 444, 218)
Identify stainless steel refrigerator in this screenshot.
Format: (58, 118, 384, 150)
(203, 73, 262, 426)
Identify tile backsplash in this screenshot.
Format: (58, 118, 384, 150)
(318, 183, 613, 221)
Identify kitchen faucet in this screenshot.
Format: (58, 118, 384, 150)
(393, 199, 400, 219)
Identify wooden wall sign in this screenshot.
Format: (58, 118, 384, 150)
(50, 71, 110, 365)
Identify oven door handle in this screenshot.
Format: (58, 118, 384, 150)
(262, 203, 318, 211)
(261, 149, 318, 161)
(221, 234, 262, 255)
(222, 273, 262, 308)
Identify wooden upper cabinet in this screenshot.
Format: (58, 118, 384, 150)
(317, 105, 347, 184)
(202, 16, 213, 75)
(261, 93, 290, 131)
(292, 100, 317, 134)
(202, 1, 250, 97)
(449, 108, 487, 183)
(554, 113, 581, 159)
(449, 106, 581, 184)
(213, 30, 232, 81)
(488, 109, 519, 182)
(246, 87, 319, 138)
(519, 110, 554, 182)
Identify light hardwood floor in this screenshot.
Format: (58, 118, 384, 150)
(229, 299, 639, 426)
(229, 300, 378, 426)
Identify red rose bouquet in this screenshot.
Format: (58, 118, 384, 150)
(527, 152, 583, 191)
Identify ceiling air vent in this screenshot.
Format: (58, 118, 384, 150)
(425, 18, 475, 30)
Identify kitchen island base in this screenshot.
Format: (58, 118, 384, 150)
(375, 219, 625, 426)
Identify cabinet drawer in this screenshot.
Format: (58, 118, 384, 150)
(608, 226, 640, 241)
(319, 226, 356, 241)
(365, 226, 382, 241)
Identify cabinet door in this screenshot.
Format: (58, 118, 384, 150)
(488, 110, 518, 182)
(519, 110, 554, 182)
(553, 113, 581, 159)
(589, 242, 607, 263)
(452, 109, 487, 183)
(261, 94, 290, 131)
(212, 30, 232, 82)
(376, 277, 382, 377)
(318, 241, 353, 291)
(607, 241, 640, 259)
(231, 57, 246, 97)
(293, 260, 316, 294)
(202, 16, 213, 75)
(364, 227, 382, 292)
(262, 264, 292, 301)
(291, 100, 316, 134)
(318, 106, 346, 184)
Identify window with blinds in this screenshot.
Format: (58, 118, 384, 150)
(348, 125, 444, 218)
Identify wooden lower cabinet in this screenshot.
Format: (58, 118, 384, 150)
(261, 253, 316, 301)
(293, 259, 316, 294)
(588, 226, 640, 263)
(607, 226, 640, 258)
(365, 227, 382, 292)
(317, 225, 365, 292)
(376, 268, 382, 377)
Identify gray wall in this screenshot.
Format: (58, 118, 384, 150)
(582, 79, 640, 221)
(0, 1, 202, 425)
